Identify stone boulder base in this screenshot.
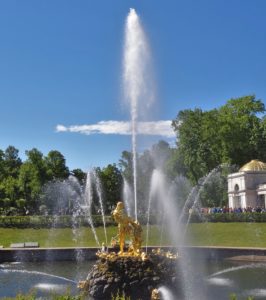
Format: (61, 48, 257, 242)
(84, 253, 179, 299)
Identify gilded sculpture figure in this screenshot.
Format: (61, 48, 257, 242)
(151, 289, 160, 300)
(112, 201, 142, 256)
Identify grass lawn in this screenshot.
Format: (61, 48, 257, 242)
(0, 223, 266, 248)
(186, 222, 266, 248)
(0, 225, 167, 248)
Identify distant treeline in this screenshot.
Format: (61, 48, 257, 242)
(1, 95, 265, 217)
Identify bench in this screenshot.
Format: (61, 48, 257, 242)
(10, 242, 39, 248)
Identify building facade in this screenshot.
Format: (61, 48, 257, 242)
(228, 160, 266, 209)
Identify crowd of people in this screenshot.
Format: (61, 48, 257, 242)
(200, 206, 266, 214)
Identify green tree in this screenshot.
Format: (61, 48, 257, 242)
(3, 146, 22, 178)
(45, 150, 69, 180)
(119, 151, 133, 183)
(26, 148, 48, 184)
(0, 149, 5, 180)
(1, 176, 19, 204)
(150, 140, 172, 169)
(172, 108, 210, 182)
(98, 164, 123, 213)
(165, 148, 188, 180)
(118, 141, 182, 213)
(71, 168, 86, 184)
(17, 148, 49, 211)
(172, 95, 266, 183)
(18, 162, 42, 210)
(0, 147, 21, 210)
(218, 95, 265, 165)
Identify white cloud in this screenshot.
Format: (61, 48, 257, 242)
(56, 120, 176, 138)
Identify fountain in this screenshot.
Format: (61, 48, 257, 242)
(74, 8, 266, 299)
(78, 202, 179, 299)
(123, 8, 154, 222)
(76, 9, 182, 298)
(1, 7, 266, 300)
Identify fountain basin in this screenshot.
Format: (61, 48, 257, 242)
(1, 246, 266, 262)
(1, 255, 266, 299)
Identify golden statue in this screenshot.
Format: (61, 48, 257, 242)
(112, 201, 142, 256)
(151, 289, 160, 300)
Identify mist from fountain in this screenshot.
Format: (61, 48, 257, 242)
(83, 171, 100, 247)
(144, 169, 194, 299)
(0, 268, 76, 284)
(145, 169, 180, 247)
(178, 163, 234, 240)
(185, 165, 225, 228)
(42, 177, 85, 261)
(67, 175, 85, 261)
(158, 286, 175, 300)
(92, 169, 108, 245)
(144, 167, 233, 299)
(42, 167, 110, 253)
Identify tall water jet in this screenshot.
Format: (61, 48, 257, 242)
(123, 8, 153, 221)
(122, 176, 133, 216)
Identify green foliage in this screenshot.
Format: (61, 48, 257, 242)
(97, 164, 123, 213)
(172, 95, 266, 183)
(229, 293, 254, 300)
(2, 95, 266, 218)
(3, 290, 85, 300)
(45, 150, 70, 180)
(0, 146, 74, 215)
(0, 215, 116, 228)
(71, 168, 86, 184)
(187, 212, 266, 223)
(3, 146, 22, 178)
(119, 151, 133, 183)
(199, 164, 236, 208)
(118, 140, 183, 213)
(111, 291, 131, 300)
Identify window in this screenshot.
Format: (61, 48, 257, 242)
(234, 184, 239, 192)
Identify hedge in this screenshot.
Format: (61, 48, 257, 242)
(0, 215, 116, 228)
(187, 212, 266, 223)
(2, 212, 266, 228)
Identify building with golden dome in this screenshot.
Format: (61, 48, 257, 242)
(228, 159, 266, 208)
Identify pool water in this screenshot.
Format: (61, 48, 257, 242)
(0, 259, 266, 299)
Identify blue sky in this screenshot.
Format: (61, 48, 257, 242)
(1, 1, 266, 171)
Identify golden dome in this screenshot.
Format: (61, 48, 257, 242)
(239, 159, 266, 172)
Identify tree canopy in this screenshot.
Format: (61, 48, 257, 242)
(1, 95, 265, 215)
(172, 95, 266, 183)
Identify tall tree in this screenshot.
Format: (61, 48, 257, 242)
(97, 164, 123, 213)
(45, 150, 69, 180)
(71, 168, 86, 184)
(119, 151, 133, 183)
(18, 162, 41, 210)
(218, 95, 265, 165)
(3, 146, 22, 178)
(26, 148, 48, 184)
(172, 95, 266, 183)
(0, 149, 5, 182)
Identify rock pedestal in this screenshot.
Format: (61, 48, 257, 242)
(83, 252, 179, 300)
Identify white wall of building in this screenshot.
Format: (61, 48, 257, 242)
(228, 171, 266, 208)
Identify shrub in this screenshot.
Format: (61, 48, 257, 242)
(0, 215, 116, 228)
(182, 212, 266, 223)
